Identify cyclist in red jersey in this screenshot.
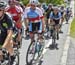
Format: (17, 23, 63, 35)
(6, 0, 22, 46)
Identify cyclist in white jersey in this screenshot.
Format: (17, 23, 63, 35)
(24, 1, 45, 42)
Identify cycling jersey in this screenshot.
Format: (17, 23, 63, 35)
(50, 12, 61, 24)
(24, 7, 44, 22)
(60, 9, 65, 15)
(6, 5, 21, 22)
(66, 8, 70, 14)
(6, 5, 22, 29)
(0, 14, 13, 45)
(24, 7, 44, 33)
(50, 12, 61, 20)
(46, 8, 53, 19)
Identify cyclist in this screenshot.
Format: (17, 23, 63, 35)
(48, 6, 62, 40)
(24, 1, 45, 43)
(59, 5, 65, 33)
(46, 4, 53, 21)
(65, 7, 71, 23)
(45, 4, 53, 37)
(0, 1, 15, 64)
(6, 0, 22, 47)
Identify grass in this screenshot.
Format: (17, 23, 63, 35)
(70, 18, 75, 38)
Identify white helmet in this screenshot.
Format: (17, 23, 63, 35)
(30, 0, 38, 5)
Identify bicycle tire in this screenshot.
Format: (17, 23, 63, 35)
(15, 53, 19, 65)
(26, 41, 42, 65)
(0, 51, 11, 65)
(14, 49, 20, 65)
(52, 30, 56, 45)
(26, 42, 36, 65)
(6, 53, 11, 65)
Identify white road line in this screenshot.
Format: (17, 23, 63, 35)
(42, 39, 52, 55)
(60, 0, 74, 64)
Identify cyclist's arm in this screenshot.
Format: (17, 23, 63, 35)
(2, 17, 13, 48)
(24, 18, 29, 29)
(48, 12, 53, 25)
(2, 30, 13, 48)
(38, 8, 45, 31)
(24, 8, 29, 30)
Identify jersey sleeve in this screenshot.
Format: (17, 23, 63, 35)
(36, 7, 44, 19)
(49, 12, 53, 18)
(5, 6, 10, 12)
(58, 12, 62, 19)
(23, 7, 29, 19)
(7, 15, 14, 30)
(16, 6, 21, 14)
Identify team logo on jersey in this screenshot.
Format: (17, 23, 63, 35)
(3, 23, 8, 28)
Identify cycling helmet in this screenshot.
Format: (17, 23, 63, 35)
(30, 0, 38, 5)
(48, 3, 53, 7)
(0, 2, 6, 9)
(8, 0, 17, 3)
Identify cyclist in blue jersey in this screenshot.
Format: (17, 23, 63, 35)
(48, 6, 62, 40)
(24, 1, 45, 42)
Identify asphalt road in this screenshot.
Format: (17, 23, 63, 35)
(19, 1, 74, 65)
(19, 18, 72, 65)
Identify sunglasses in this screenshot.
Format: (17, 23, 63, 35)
(31, 4, 36, 6)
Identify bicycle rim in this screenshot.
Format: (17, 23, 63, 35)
(26, 42, 36, 65)
(15, 54, 19, 65)
(0, 54, 11, 65)
(14, 49, 19, 65)
(52, 31, 56, 44)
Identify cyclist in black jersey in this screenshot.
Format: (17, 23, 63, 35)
(0, 2, 15, 64)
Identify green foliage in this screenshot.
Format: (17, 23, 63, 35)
(39, 0, 64, 5)
(70, 18, 75, 38)
(21, 0, 64, 5)
(20, 0, 29, 5)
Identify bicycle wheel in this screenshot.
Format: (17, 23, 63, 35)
(26, 41, 40, 65)
(52, 30, 56, 45)
(14, 49, 19, 65)
(0, 49, 11, 65)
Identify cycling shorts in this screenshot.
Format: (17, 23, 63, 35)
(29, 21, 42, 33)
(53, 19, 60, 25)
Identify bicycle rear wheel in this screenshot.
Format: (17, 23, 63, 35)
(52, 30, 56, 45)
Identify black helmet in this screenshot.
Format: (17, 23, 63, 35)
(0, 2, 6, 9)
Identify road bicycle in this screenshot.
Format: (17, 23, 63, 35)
(0, 48, 11, 65)
(26, 32, 45, 65)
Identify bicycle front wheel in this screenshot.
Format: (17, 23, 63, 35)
(14, 49, 20, 65)
(26, 41, 40, 65)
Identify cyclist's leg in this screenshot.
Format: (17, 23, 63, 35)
(2, 39, 15, 64)
(37, 21, 44, 42)
(29, 22, 35, 42)
(50, 20, 55, 36)
(55, 20, 60, 40)
(16, 29, 22, 46)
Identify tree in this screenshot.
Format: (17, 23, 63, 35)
(39, 0, 64, 5)
(20, 0, 29, 5)
(21, 0, 64, 5)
